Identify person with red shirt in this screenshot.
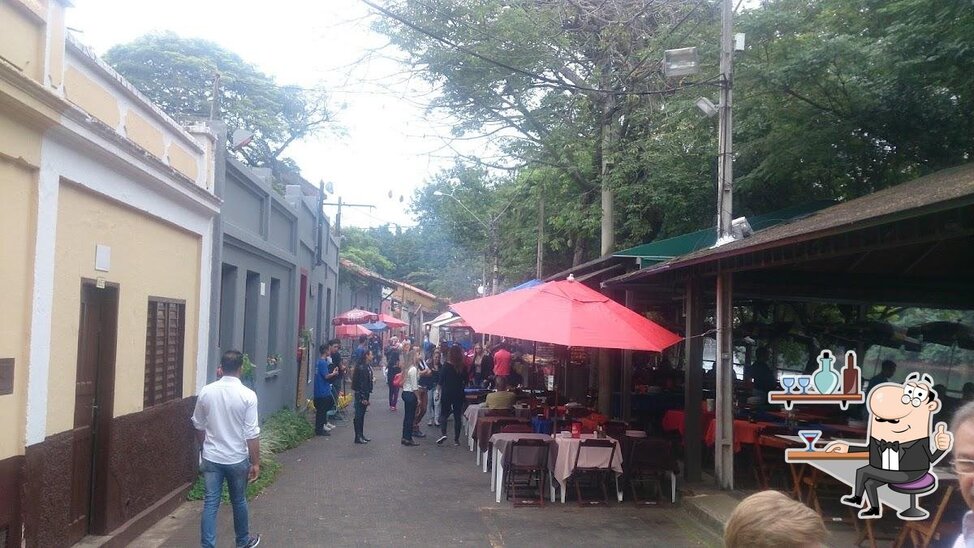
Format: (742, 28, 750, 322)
(492, 344, 512, 385)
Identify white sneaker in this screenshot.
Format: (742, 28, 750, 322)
(324, 423, 335, 431)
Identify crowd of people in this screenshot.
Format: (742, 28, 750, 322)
(307, 333, 528, 448)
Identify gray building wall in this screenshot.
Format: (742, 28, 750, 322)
(336, 270, 384, 319)
(211, 155, 339, 418)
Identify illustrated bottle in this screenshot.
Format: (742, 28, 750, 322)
(842, 351, 861, 395)
(813, 350, 839, 395)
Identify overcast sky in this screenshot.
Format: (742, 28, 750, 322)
(67, 0, 460, 229)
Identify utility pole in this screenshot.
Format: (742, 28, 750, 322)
(322, 198, 375, 237)
(536, 190, 544, 279)
(714, 0, 736, 491)
(209, 72, 221, 120)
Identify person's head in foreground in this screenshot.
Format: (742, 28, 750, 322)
(951, 401, 974, 517)
(724, 490, 828, 548)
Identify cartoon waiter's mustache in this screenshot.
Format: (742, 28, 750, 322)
(874, 417, 901, 423)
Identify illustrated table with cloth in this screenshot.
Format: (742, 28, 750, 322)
(548, 434, 624, 503)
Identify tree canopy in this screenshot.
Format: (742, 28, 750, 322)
(362, 0, 973, 299)
(104, 32, 336, 171)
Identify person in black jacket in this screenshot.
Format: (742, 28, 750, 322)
(437, 345, 468, 446)
(352, 349, 376, 444)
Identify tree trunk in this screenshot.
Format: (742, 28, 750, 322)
(599, 82, 620, 256)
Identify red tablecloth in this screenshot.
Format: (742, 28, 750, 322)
(661, 409, 715, 437)
(704, 419, 779, 453)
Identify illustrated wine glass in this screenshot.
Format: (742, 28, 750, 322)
(781, 375, 797, 394)
(798, 429, 822, 451)
(797, 376, 812, 394)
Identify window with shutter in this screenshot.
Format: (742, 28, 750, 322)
(144, 298, 185, 407)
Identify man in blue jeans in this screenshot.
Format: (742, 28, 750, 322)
(192, 350, 261, 548)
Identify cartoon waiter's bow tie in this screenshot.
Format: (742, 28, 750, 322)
(878, 439, 901, 452)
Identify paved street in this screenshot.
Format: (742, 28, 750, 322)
(132, 381, 720, 547)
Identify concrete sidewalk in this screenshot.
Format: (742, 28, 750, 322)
(129, 390, 721, 547)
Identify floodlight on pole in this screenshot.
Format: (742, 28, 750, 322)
(695, 97, 718, 118)
(662, 47, 700, 78)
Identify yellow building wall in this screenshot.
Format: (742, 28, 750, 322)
(47, 1, 66, 89)
(47, 183, 202, 435)
(124, 111, 165, 158)
(0, 2, 45, 83)
(167, 142, 199, 181)
(63, 66, 120, 129)
(0, 159, 38, 460)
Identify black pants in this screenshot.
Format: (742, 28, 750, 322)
(440, 397, 463, 442)
(314, 395, 334, 433)
(854, 465, 917, 507)
(353, 397, 368, 439)
(401, 391, 418, 441)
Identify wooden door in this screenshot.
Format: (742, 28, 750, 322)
(68, 283, 118, 544)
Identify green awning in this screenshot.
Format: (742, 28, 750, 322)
(615, 200, 835, 266)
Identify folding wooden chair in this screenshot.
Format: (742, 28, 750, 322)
(570, 439, 616, 506)
(504, 438, 549, 507)
(626, 437, 679, 505)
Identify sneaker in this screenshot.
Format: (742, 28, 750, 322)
(326, 422, 336, 429)
(401, 439, 419, 446)
(454, 440, 461, 446)
(436, 435, 447, 445)
(323, 424, 334, 431)
(241, 534, 261, 548)
(413, 430, 426, 438)
(316, 430, 330, 437)
(427, 420, 434, 427)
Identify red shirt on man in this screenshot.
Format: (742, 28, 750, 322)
(493, 348, 512, 377)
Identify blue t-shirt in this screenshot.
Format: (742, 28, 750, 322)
(314, 357, 334, 398)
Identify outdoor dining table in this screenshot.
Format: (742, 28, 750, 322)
(488, 432, 553, 503)
(704, 418, 784, 452)
(463, 403, 486, 450)
(661, 409, 715, 437)
(475, 416, 531, 468)
(548, 433, 624, 504)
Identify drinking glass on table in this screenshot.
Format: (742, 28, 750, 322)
(798, 430, 822, 451)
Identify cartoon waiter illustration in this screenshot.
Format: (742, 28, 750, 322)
(826, 372, 954, 520)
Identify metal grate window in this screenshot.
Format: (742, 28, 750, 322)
(144, 299, 185, 407)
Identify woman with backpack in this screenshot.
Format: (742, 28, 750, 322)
(437, 345, 468, 446)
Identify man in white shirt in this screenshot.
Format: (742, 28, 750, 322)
(192, 350, 261, 548)
(951, 401, 974, 548)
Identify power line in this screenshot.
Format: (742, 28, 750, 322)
(357, 0, 716, 97)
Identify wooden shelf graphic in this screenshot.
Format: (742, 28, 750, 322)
(768, 392, 865, 410)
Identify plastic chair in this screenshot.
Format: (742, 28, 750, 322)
(570, 439, 616, 506)
(626, 438, 679, 505)
(504, 439, 549, 506)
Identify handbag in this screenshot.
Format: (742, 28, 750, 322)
(392, 372, 404, 388)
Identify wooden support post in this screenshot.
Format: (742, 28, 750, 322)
(621, 290, 635, 422)
(684, 276, 703, 482)
(715, 270, 735, 490)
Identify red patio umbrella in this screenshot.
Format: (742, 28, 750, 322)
(335, 323, 371, 338)
(332, 308, 379, 325)
(378, 313, 407, 329)
(450, 276, 682, 352)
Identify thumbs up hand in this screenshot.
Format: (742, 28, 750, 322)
(934, 422, 953, 452)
